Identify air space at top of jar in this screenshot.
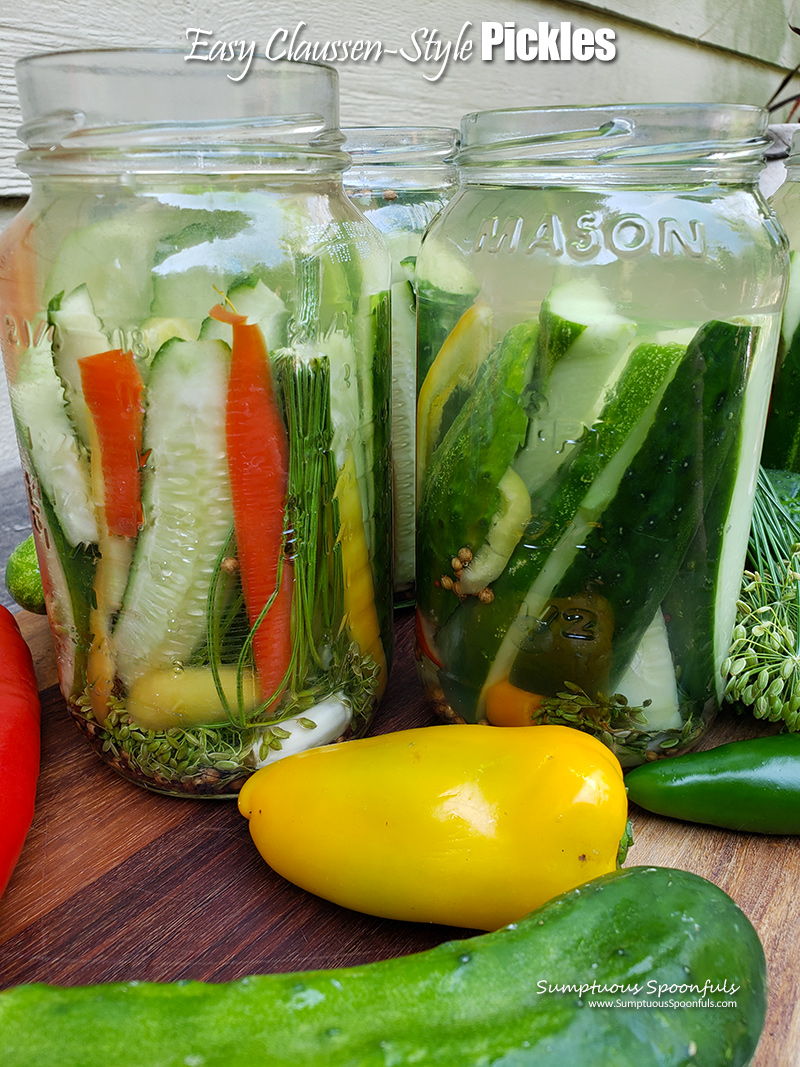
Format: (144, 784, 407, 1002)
(458, 103, 771, 175)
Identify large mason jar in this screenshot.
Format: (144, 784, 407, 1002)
(414, 104, 787, 766)
(0, 50, 393, 796)
(344, 127, 458, 605)
(760, 127, 800, 472)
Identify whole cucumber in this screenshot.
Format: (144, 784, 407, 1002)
(0, 867, 766, 1067)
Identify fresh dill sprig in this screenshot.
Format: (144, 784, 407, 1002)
(723, 467, 800, 730)
(277, 349, 340, 682)
(532, 683, 703, 767)
(86, 341, 381, 792)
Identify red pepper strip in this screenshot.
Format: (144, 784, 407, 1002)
(210, 304, 293, 702)
(414, 607, 445, 670)
(78, 349, 144, 538)
(0, 605, 41, 898)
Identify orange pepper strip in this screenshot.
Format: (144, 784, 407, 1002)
(209, 303, 293, 703)
(485, 677, 543, 727)
(78, 349, 144, 538)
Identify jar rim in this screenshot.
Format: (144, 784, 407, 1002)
(458, 103, 770, 181)
(14, 47, 349, 175)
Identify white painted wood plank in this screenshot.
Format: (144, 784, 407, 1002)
(0, 199, 25, 471)
(0, 0, 796, 194)
(570, 0, 800, 67)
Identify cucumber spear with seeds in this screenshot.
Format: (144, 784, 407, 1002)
(416, 270, 763, 763)
(5, 189, 392, 795)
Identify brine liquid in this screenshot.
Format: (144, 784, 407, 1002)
(414, 183, 786, 764)
(0, 181, 393, 796)
(347, 188, 454, 605)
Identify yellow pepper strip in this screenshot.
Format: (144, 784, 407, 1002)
(239, 723, 628, 931)
(126, 666, 259, 731)
(484, 677, 543, 727)
(456, 466, 531, 597)
(416, 302, 492, 497)
(333, 450, 387, 699)
(85, 598, 115, 725)
(84, 419, 134, 725)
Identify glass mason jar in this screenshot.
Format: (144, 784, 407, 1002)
(414, 104, 787, 767)
(343, 127, 458, 605)
(0, 50, 393, 796)
(761, 127, 800, 472)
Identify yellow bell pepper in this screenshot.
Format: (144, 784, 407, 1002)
(238, 723, 628, 931)
(125, 665, 259, 730)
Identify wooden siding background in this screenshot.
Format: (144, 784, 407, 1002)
(1, 0, 799, 197)
(0, 0, 798, 487)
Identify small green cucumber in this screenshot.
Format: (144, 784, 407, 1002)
(612, 608, 681, 731)
(513, 280, 636, 494)
(665, 322, 762, 707)
(762, 249, 800, 471)
(388, 267, 419, 593)
(198, 275, 288, 352)
(0, 867, 765, 1067)
(416, 242, 482, 386)
(34, 492, 97, 695)
(545, 319, 754, 686)
(436, 334, 684, 713)
(43, 204, 199, 328)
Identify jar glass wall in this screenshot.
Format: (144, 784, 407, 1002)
(344, 127, 458, 605)
(0, 50, 393, 796)
(760, 129, 800, 473)
(414, 104, 787, 765)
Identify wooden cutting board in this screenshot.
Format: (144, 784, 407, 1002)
(0, 607, 797, 1065)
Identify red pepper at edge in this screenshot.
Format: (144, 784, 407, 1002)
(0, 605, 41, 897)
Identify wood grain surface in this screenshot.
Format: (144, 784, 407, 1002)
(0, 606, 797, 1065)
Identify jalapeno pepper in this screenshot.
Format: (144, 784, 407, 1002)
(625, 733, 800, 834)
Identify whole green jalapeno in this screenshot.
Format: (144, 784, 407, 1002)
(625, 734, 800, 834)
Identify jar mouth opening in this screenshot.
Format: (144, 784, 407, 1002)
(15, 47, 348, 173)
(458, 103, 770, 178)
